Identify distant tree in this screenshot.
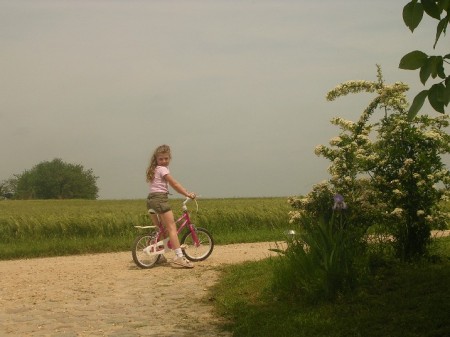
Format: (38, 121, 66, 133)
(0, 177, 17, 199)
(14, 158, 99, 199)
(400, 0, 450, 119)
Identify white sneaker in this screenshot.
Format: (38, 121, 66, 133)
(172, 256, 194, 268)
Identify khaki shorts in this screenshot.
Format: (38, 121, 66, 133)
(147, 193, 171, 214)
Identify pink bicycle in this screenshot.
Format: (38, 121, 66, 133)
(131, 197, 214, 268)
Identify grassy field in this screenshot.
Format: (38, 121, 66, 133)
(0, 197, 292, 259)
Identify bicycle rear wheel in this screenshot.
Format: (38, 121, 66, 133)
(131, 233, 161, 268)
(181, 227, 214, 261)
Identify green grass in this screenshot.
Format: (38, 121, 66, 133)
(210, 236, 450, 337)
(0, 197, 292, 259)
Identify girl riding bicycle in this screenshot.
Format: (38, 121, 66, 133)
(146, 144, 196, 268)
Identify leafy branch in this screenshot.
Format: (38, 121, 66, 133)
(400, 0, 450, 119)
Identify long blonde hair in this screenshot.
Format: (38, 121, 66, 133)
(146, 144, 171, 182)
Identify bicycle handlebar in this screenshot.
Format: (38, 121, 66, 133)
(182, 196, 199, 212)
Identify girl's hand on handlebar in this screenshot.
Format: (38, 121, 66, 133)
(187, 192, 196, 199)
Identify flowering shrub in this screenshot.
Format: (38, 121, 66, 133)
(289, 65, 450, 261)
(372, 112, 450, 259)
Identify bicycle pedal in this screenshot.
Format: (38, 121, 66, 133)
(180, 244, 188, 250)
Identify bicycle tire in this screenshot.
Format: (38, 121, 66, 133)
(131, 233, 161, 269)
(181, 227, 214, 261)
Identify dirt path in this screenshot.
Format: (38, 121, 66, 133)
(0, 241, 283, 337)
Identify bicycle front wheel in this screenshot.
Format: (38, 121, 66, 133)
(131, 233, 161, 269)
(181, 227, 214, 261)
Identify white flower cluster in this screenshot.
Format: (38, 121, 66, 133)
(390, 208, 404, 217)
(330, 117, 356, 131)
(377, 82, 409, 112)
(393, 189, 403, 196)
(326, 80, 377, 102)
(329, 136, 342, 146)
(314, 145, 325, 156)
(423, 131, 443, 141)
(403, 158, 414, 166)
(288, 210, 303, 224)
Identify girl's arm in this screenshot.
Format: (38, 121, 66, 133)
(165, 174, 196, 199)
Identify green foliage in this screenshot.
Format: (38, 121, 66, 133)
(13, 158, 99, 199)
(272, 212, 364, 303)
(400, 0, 450, 117)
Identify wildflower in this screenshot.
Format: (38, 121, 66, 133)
(332, 194, 347, 210)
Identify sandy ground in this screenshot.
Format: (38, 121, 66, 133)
(0, 241, 284, 337)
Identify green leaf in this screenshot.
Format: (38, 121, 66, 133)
(434, 16, 449, 48)
(437, 59, 446, 79)
(422, 0, 442, 20)
(408, 90, 429, 120)
(428, 83, 446, 113)
(419, 60, 432, 84)
(444, 88, 450, 106)
(438, 0, 450, 11)
(429, 56, 444, 79)
(445, 76, 450, 87)
(403, 1, 424, 32)
(399, 50, 429, 70)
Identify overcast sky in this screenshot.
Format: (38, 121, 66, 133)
(1, 0, 447, 199)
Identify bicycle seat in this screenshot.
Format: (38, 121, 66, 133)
(148, 209, 157, 214)
(134, 225, 156, 229)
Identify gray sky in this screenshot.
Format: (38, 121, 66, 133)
(1, 0, 447, 199)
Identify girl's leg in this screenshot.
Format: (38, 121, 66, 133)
(159, 211, 193, 268)
(149, 213, 159, 227)
(159, 210, 181, 249)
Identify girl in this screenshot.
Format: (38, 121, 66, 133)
(146, 144, 196, 268)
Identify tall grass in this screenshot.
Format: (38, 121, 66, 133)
(0, 197, 292, 259)
(272, 216, 364, 303)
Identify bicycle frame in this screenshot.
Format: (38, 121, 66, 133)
(145, 198, 200, 254)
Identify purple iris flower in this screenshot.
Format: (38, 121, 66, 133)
(333, 194, 347, 210)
